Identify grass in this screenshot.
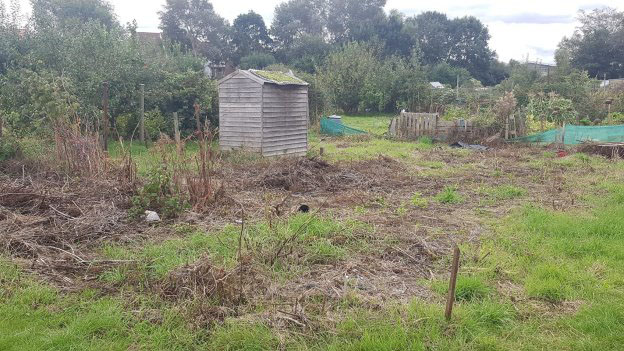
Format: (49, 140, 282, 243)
(100, 213, 368, 282)
(0, 261, 203, 351)
(5, 130, 624, 350)
(410, 192, 429, 208)
(341, 115, 395, 136)
(435, 186, 464, 204)
(477, 184, 527, 203)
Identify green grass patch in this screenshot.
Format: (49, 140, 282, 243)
(101, 214, 369, 281)
(410, 192, 429, 208)
(433, 276, 491, 301)
(341, 115, 394, 136)
(478, 184, 526, 201)
(435, 186, 463, 204)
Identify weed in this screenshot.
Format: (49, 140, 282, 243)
(436, 186, 463, 204)
(396, 202, 408, 216)
(129, 165, 188, 219)
(410, 192, 429, 208)
(479, 185, 526, 201)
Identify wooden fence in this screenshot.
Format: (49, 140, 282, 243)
(388, 112, 479, 140)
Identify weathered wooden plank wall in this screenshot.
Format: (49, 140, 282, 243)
(261, 84, 308, 157)
(388, 112, 477, 140)
(218, 72, 263, 152)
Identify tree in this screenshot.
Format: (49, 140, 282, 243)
(230, 11, 271, 64)
(320, 42, 377, 113)
(405, 11, 495, 84)
(279, 34, 333, 73)
(159, 0, 230, 62)
(377, 10, 414, 58)
(30, 0, 118, 30)
(426, 62, 472, 88)
(559, 8, 624, 79)
(0, 0, 24, 74)
(447, 16, 495, 83)
(406, 12, 450, 66)
(326, 0, 386, 43)
(270, 0, 327, 50)
(240, 53, 276, 70)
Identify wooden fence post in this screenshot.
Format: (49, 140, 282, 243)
(102, 81, 110, 151)
(445, 246, 461, 321)
(139, 84, 145, 145)
(173, 112, 181, 155)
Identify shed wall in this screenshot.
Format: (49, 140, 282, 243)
(218, 73, 263, 151)
(261, 84, 308, 156)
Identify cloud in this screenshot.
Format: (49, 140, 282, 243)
(490, 13, 575, 24)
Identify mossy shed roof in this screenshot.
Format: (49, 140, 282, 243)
(219, 69, 308, 86)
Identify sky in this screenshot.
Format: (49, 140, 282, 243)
(6, 0, 624, 64)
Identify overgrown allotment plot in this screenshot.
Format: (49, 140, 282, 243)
(2, 117, 624, 350)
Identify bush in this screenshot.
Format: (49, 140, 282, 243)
(0, 136, 20, 161)
(144, 109, 170, 141)
(129, 165, 188, 219)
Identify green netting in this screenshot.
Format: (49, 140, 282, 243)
(320, 117, 367, 136)
(513, 124, 624, 145)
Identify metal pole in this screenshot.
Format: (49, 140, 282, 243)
(445, 246, 460, 321)
(102, 81, 110, 151)
(139, 84, 145, 145)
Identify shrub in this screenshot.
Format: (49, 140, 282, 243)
(0, 136, 20, 161)
(129, 165, 188, 219)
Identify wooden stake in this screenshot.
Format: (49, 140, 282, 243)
(173, 112, 181, 155)
(139, 84, 145, 145)
(102, 81, 110, 151)
(445, 246, 461, 321)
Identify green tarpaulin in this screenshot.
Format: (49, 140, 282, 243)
(513, 124, 624, 145)
(320, 117, 367, 136)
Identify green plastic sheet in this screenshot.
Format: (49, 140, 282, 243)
(512, 124, 624, 145)
(320, 117, 367, 136)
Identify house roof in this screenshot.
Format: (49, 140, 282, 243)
(219, 69, 308, 86)
(430, 82, 444, 89)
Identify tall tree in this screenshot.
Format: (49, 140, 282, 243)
(159, 0, 230, 62)
(270, 0, 327, 50)
(559, 8, 624, 79)
(230, 11, 271, 64)
(326, 0, 386, 43)
(406, 11, 495, 84)
(447, 16, 495, 83)
(30, 0, 118, 30)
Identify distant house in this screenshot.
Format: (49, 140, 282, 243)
(430, 82, 445, 89)
(136, 32, 162, 45)
(525, 61, 556, 77)
(600, 78, 624, 90)
(205, 63, 233, 80)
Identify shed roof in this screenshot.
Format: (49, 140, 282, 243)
(219, 69, 308, 86)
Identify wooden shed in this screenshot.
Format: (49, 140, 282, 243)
(218, 70, 309, 157)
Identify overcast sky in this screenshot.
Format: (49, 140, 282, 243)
(6, 0, 624, 63)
